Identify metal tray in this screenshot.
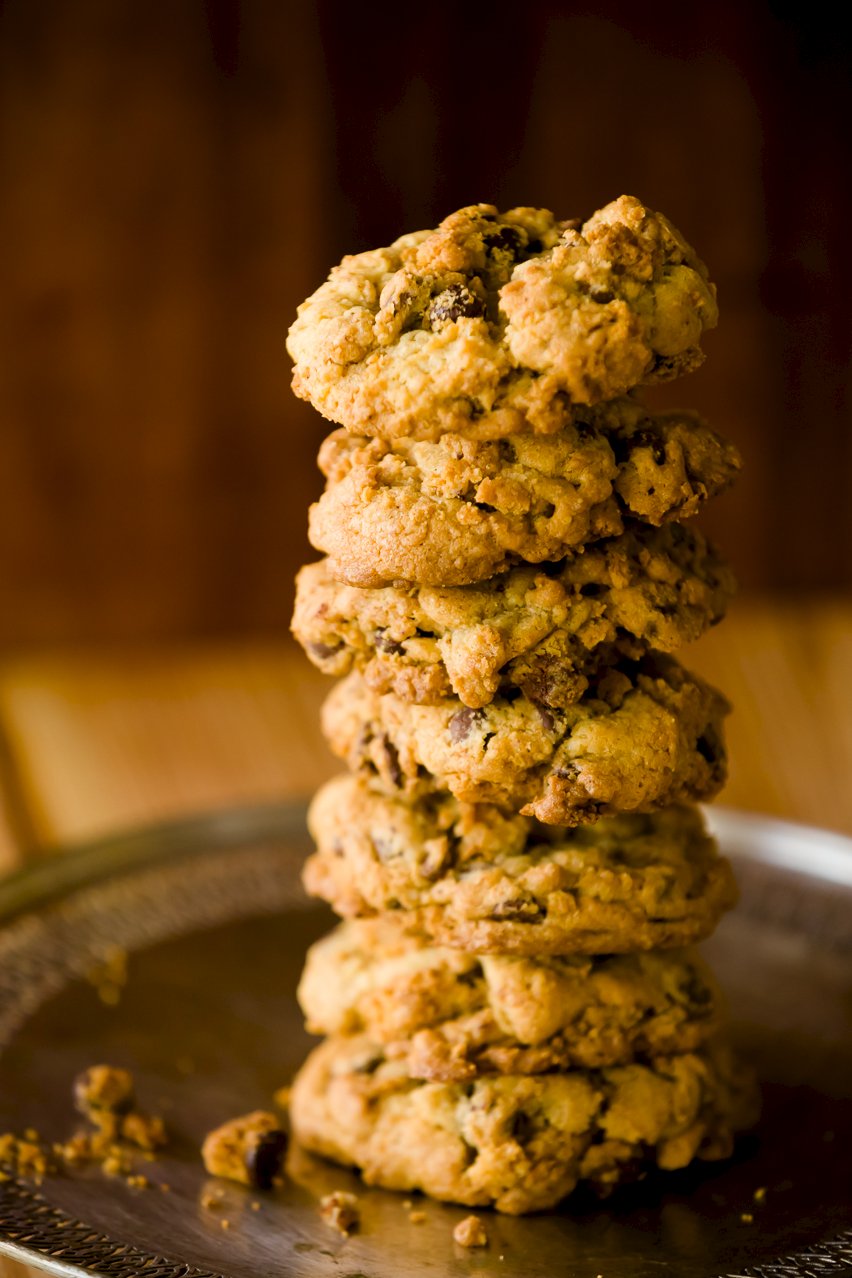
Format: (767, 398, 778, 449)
(0, 804, 850, 1278)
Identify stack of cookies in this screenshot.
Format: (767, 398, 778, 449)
(286, 197, 756, 1214)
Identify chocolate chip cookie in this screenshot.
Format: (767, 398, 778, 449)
(299, 918, 721, 1079)
(320, 656, 728, 824)
(289, 1034, 756, 1214)
(304, 776, 737, 954)
(287, 197, 718, 439)
(309, 404, 740, 587)
(293, 524, 734, 709)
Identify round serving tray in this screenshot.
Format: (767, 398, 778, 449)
(0, 804, 850, 1278)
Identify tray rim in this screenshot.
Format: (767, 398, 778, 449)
(1, 803, 851, 1278)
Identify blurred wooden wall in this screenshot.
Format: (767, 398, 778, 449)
(0, 0, 849, 645)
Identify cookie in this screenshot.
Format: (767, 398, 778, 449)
(304, 776, 737, 954)
(293, 524, 735, 709)
(289, 1034, 756, 1214)
(320, 656, 728, 824)
(309, 405, 740, 587)
(299, 919, 721, 1079)
(286, 197, 718, 440)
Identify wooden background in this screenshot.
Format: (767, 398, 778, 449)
(0, 0, 850, 646)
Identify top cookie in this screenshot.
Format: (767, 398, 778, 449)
(287, 197, 718, 440)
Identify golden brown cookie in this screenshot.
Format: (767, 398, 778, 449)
(320, 656, 728, 825)
(309, 405, 740, 587)
(304, 776, 737, 954)
(293, 524, 735, 709)
(289, 1034, 757, 1214)
(299, 919, 721, 1079)
(287, 197, 718, 439)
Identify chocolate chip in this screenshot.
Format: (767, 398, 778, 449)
(246, 1128, 287, 1190)
(631, 429, 668, 466)
(682, 970, 714, 1008)
(579, 582, 605, 598)
(306, 640, 342, 661)
(449, 707, 485, 742)
(429, 284, 485, 326)
(526, 238, 543, 254)
(483, 225, 525, 257)
(351, 1049, 383, 1074)
(590, 285, 615, 303)
(536, 705, 555, 733)
(374, 629, 404, 656)
(511, 1110, 534, 1144)
(381, 736, 403, 787)
(695, 734, 718, 765)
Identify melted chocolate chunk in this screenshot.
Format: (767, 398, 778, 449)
(483, 224, 525, 257)
(246, 1128, 288, 1190)
(374, 629, 405, 656)
(429, 284, 485, 326)
(307, 640, 342, 661)
(449, 707, 486, 742)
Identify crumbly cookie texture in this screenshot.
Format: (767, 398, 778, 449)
(320, 656, 728, 825)
(286, 197, 718, 439)
(289, 1034, 756, 1215)
(293, 524, 734, 709)
(304, 777, 737, 955)
(309, 405, 740, 587)
(299, 919, 721, 1079)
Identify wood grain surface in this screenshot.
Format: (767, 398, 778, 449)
(1, 0, 851, 648)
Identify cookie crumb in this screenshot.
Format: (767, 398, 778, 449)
(201, 1190, 224, 1212)
(273, 1085, 292, 1109)
(121, 1111, 167, 1151)
(202, 1111, 287, 1189)
(402, 1199, 413, 1209)
(740, 1212, 754, 1224)
(319, 1190, 359, 1235)
(453, 1215, 488, 1247)
(409, 1210, 426, 1223)
(220, 1218, 231, 1231)
(0, 1132, 51, 1181)
(753, 1186, 766, 1203)
(73, 1066, 135, 1127)
(250, 1200, 261, 1211)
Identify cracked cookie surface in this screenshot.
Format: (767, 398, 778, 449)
(320, 656, 728, 824)
(304, 776, 737, 954)
(294, 524, 734, 709)
(299, 918, 721, 1079)
(309, 404, 740, 587)
(289, 1034, 756, 1214)
(287, 197, 718, 440)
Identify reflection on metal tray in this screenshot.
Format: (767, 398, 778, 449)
(0, 804, 851, 1278)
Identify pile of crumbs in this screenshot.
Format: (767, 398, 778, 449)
(0, 1064, 169, 1192)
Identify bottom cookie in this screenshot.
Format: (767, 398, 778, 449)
(289, 1034, 757, 1215)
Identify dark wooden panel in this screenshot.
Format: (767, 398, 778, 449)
(0, 0, 849, 643)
